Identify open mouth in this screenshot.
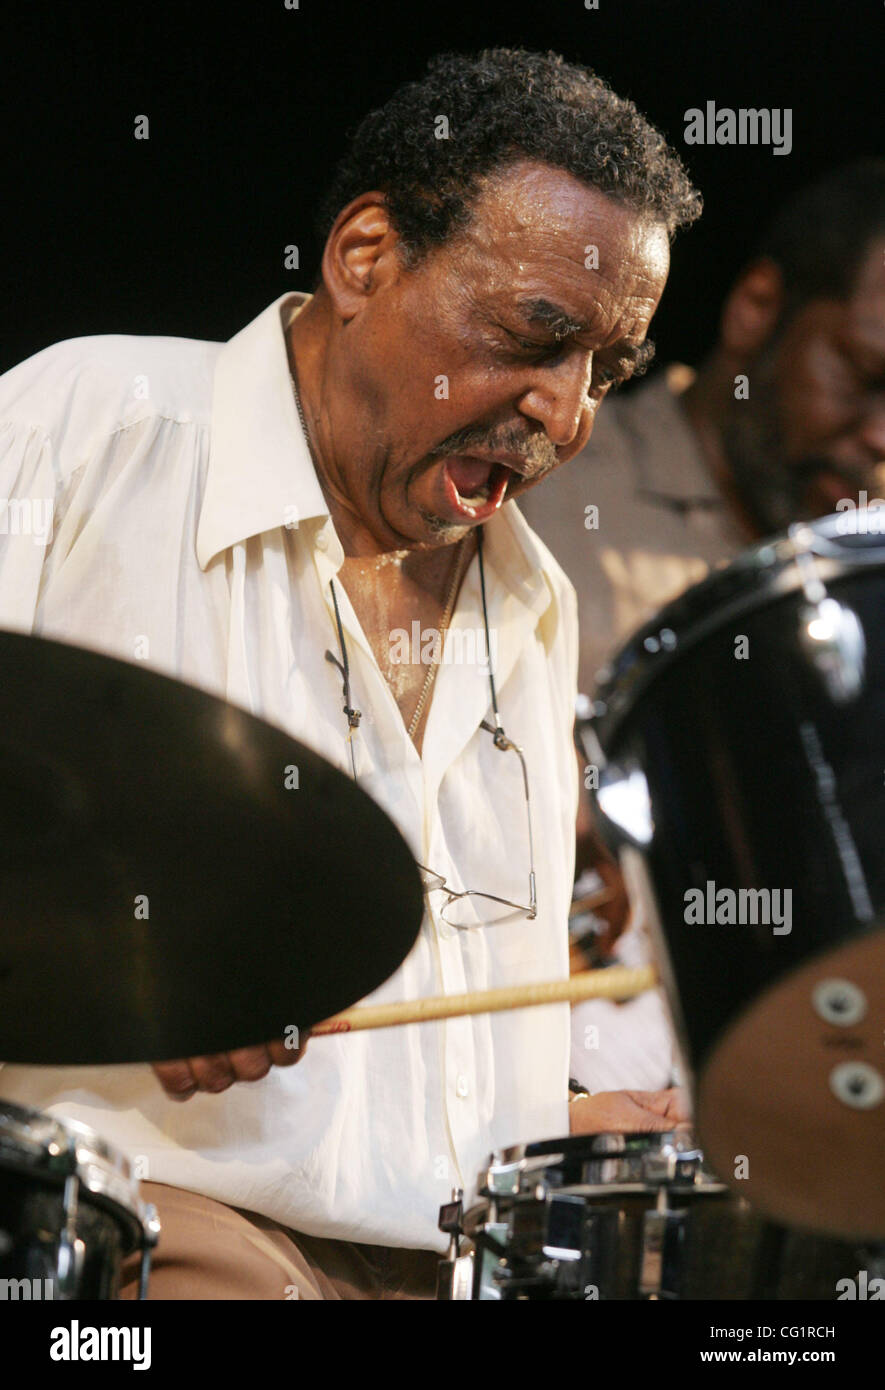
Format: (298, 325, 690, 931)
(441, 456, 517, 520)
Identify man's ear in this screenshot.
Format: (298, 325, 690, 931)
(718, 257, 785, 360)
(320, 193, 400, 320)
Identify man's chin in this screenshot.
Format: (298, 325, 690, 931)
(414, 508, 475, 545)
(373, 500, 471, 549)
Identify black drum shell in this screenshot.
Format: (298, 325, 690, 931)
(561, 1191, 875, 1300)
(0, 1168, 142, 1299)
(0, 1100, 151, 1300)
(595, 565, 885, 1069)
(585, 520, 885, 1235)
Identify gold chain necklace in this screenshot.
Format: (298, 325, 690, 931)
(289, 367, 468, 741)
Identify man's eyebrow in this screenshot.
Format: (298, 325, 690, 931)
(618, 340, 656, 373)
(514, 298, 657, 371)
(516, 298, 591, 337)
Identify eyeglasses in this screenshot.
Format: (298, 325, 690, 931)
(416, 719, 537, 928)
(324, 528, 538, 930)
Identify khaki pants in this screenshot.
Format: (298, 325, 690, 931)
(120, 1182, 441, 1301)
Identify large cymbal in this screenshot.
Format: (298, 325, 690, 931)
(0, 631, 424, 1064)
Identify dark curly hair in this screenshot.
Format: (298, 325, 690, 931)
(314, 47, 702, 271)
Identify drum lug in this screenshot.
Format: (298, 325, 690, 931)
(595, 763, 654, 848)
(639, 1195, 687, 1299)
(576, 712, 653, 848)
(437, 1250, 475, 1301)
(55, 1172, 86, 1300)
(437, 1189, 476, 1300)
(798, 597, 866, 703)
(142, 1202, 161, 1249)
(137, 1203, 161, 1302)
(791, 522, 867, 703)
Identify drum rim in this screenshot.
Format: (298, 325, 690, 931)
(497, 1126, 700, 1164)
(480, 1126, 716, 1196)
(587, 512, 885, 750)
(0, 1098, 151, 1243)
(467, 1176, 729, 1224)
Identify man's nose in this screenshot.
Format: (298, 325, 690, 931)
(517, 355, 596, 450)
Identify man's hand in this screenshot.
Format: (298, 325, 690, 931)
(568, 1087, 690, 1135)
(151, 1033, 310, 1101)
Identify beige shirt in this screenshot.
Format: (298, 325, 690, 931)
(520, 365, 747, 694)
(0, 291, 579, 1249)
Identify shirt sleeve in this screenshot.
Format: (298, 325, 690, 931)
(0, 415, 62, 1074)
(0, 416, 59, 634)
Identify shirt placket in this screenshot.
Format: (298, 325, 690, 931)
(314, 517, 489, 1195)
(419, 563, 546, 1198)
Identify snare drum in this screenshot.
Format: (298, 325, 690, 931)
(0, 1100, 159, 1299)
(437, 1129, 881, 1300)
(583, 516, 885, 1237)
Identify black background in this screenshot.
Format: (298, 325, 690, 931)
(2, 0, 881, 373)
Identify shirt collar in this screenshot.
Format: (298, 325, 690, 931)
(197, 291, 327, 569)
(198, 290, 562, 641)
(483, 496, 559, 632)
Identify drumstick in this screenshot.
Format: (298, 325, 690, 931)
(312, 965, 657, 1035)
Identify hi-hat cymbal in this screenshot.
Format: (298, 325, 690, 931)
(0, 631, 424, 1065)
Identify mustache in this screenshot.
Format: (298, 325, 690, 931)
(426, 427, 557, 480)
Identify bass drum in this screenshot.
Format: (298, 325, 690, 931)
(583, 515, 885, 1237)
(0, 1099, 160, 1299)
(440, 1129, 883, 1300)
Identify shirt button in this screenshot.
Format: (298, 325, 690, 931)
(456, 1074, 469, 1099)
(315, 528, 329, 552)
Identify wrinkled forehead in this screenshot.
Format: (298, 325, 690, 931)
(450, 161, 670, 324)
(463, 159, 669, 267)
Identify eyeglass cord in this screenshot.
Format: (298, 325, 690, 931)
(327, 523, 512, 766)
(476, 526, 509, 750)
(325, 580, 362, 780)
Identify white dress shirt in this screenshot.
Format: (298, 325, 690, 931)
(0, 291, 578, 1250)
